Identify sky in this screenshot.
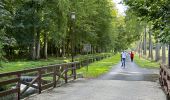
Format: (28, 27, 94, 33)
(113, 0, 127, 15)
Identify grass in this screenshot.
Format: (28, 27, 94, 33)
(0, 53, 113, 73)
(77, 54, 120, 78)
(134, 55, 160, 69)
(0, 57, 65, 73)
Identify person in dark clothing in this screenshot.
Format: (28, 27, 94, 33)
(130, 51, 134, 62)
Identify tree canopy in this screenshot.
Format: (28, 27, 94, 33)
(0, 0, 140, 62)
(123, 0, 170, 43)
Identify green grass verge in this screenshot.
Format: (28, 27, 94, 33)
(134, 55, 159, 69)
(0, 53, 113, 73)
(77, 54, 120, 78)
(0, 57, 65, 73)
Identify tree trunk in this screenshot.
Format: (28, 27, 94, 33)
(65, 38, 70, 57)
(139, 41, 142, 58)
(141, 42, 143, 57)
(31, 28, 36, 60)
(62, 41, 65, 57)
(150, 41, 153, 60)
(36, 31, 40, 59)
(56, 47, 59, 57)
(137, 42, 140, 54)
(143, 27, 147, 57)
(31, 37, 36, 60)
(51, 44, 54, 56)
(44, 32, 48, 59)
(155, 43, 160, 61)
(148, 30, 152, 58)
(162, 44, 166, 64)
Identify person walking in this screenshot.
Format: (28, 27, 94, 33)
(121, 51, 126, 68)
(130, 51, 134, 62)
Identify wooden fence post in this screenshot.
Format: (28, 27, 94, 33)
(64, 65, 68, 83)
(53, 66, 57, 88)
(74, 63, 76, 80)
(17, 74, 21, 100)
(38, 70, 42, 94)
(72, 63, 74, 77)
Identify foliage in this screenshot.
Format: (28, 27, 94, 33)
(0, 0, 142, 64)
(125, 11, 144, 42)
(123, 0, 170, 43)
(0, 30, 5, 67)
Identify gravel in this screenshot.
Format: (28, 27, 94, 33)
(26, 79, 166, 100)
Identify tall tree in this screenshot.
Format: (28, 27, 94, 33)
(124, 0, 170, 65)
(148, 30, 154, 60)
(143, 26, 147, 56)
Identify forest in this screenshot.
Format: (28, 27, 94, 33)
(0, 0, 140, 64)
(0, 0, 170, 68)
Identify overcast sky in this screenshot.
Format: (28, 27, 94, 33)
(113, 0, 127, 15)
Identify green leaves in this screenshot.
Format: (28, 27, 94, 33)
(124, 0, 170, 43)
(0, 0, 135, 60)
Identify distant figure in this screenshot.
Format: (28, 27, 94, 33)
(130, 51, 134, 62)
(121, 51, 127, 68)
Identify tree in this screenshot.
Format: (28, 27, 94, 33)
(0, 0, 137, 62)
(123, 0, 170, 65)
(0, 0, 13, 65)
(148, 29, 153, 60)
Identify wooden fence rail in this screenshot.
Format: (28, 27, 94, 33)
(0, 62, 79, 100)
(0, 55, 111, 100)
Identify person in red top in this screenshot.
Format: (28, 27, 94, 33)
(130, 51, 134, 62)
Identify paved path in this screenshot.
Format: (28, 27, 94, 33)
(99, 61, 159, 81)
(26, 60, 166, 100)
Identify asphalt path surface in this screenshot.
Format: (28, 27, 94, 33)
(26, 58, 166, 100)
(99, 60, 159, 82)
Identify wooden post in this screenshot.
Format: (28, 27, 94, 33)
(53, 66, 57, 88)
(168, 44, 170, 67)
(38, 70, 42, 94)
(17, 74, 21, 100)
(64, 65, 68, 83)
(71, 63, 74, 76)
(74, 63, 76, 80)
(86, 60, 88, 72)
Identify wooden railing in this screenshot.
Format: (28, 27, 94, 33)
(159, 65, 170, 98)
(0, 55, 111, 100)
(0, 62, 79, 100)
(79, 55, 111, 67)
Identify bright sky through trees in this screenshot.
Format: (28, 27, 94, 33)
(113, 0, 127, 15)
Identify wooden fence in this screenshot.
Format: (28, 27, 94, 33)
(0, 62, 79, 100)
(159, 65, 170, 99)
(0, 55, 110, 100)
